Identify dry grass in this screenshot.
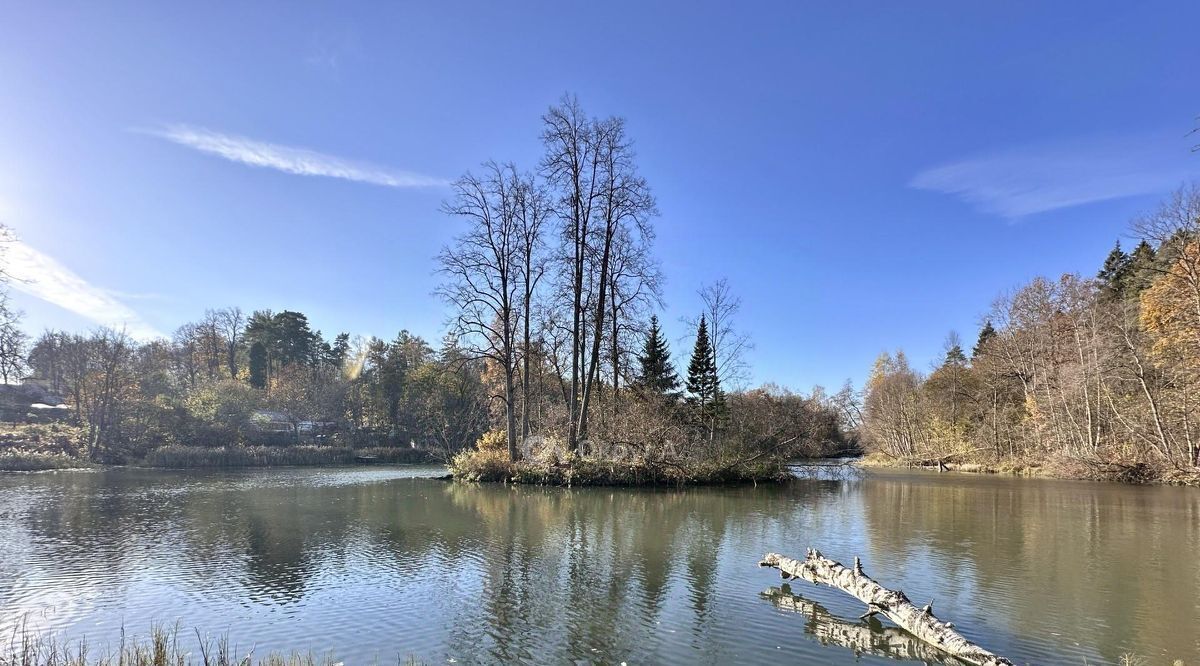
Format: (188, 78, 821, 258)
(0, 424, 91, 470)
(1, 624, 425, 666)
(0, 450, 93, 472)
(856, 449, 1200, 486)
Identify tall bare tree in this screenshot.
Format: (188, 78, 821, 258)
(576, 115, 657, 445)
(216, 306, 245, 379)
(540, 95, 601, 452)
(438, 162, 523, 460)
(512, 169, 550, 441)
(693, 278, 753, 391)
(604, 221, 663, 417)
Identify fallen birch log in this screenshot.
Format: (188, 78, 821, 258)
(759, 549, 1013, 666)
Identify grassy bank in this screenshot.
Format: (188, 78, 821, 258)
(0, 450, 95, 471)
(4, 624, 424, 666)
(857, 451, 1200, 486)
(140, 445, 436, 469)
(0, 423, 93, 471)
(0, 421, 440, 471)
(450, 449, 793, 486)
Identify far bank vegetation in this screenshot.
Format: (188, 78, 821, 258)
(859, 185, 1200, 485)
(0, 97, 852, 476)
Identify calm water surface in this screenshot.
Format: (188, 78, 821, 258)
(1, 466, 1197, 665)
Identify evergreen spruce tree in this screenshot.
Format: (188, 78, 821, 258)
(1126, 240, 1158, 295)
(1098, 240, 1133, 296)
(686, 315, 721, 425)
(636, 315, 680, 398)
(972, 321, 996, 359)
(945, 343, 967, 365)
(248, 341, 268, 389)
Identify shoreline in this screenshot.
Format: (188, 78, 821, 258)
(0, 444, 439, 472)
(7, 445, 1197, 489)
(855, 452, 1200, 487)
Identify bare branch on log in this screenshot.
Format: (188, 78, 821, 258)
(759, 549, 1013, 666)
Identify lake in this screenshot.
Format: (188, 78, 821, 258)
(0, 466, 1197, 665)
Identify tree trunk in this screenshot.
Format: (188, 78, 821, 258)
(520, 308, 531, 442)
(505, 364, 518, 462)
(577, 221, 615, 446)
(759, 550, 1012, 666)
(610, 288, 620, 421)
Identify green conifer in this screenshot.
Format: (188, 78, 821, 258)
(248, 341, 268, 389)
(686, 315, 721, 423)
(1098, 241, 1133, 296)
(636, 315, 680, 397)
(972, 321, 996, 359)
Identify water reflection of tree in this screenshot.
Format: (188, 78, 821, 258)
(761, 584, 968, 664)
(440, 482, 815, 664)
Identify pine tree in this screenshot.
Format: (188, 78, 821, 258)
(686, 315, 721, 424)
(1126, 240, 1158, 295)
(248, 341, 268, 389)
(945, 343, 967, 365)
(636, 315, 679, 398)
(972, 321, 996, 359)
(1098, 241, 1133, 296)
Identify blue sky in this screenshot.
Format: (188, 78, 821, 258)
(1, 1, 1197, 392)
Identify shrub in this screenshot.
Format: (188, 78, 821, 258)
(449, 448, 514, 482)
(448, 448, 793, 486)
(475, 429, 508, 453)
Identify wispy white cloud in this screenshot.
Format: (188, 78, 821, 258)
(5, 239, 166, 340)
(910, 134, 1197, 217)
(139, 124, 448, 188)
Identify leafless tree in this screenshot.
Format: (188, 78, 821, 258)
(511, 169, 550, 441)
(691, 278, 753, 391)
(541, 95, 601, 452)
(0, 290, 27, 383)
(576, 115, 657, 445)
(216, 306, 245, 379)
(541, 95, 657, 451)
(605, 223, 663, 403)
(438, 162, 523, 460)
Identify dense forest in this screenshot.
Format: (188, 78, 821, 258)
(0, 97, 850, 474)
(861, 184, 1200, 482)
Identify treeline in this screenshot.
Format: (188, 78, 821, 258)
(862, 185, 1200, 480)
(22, 309, 488, 462)
(2, 96, 852, 469)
